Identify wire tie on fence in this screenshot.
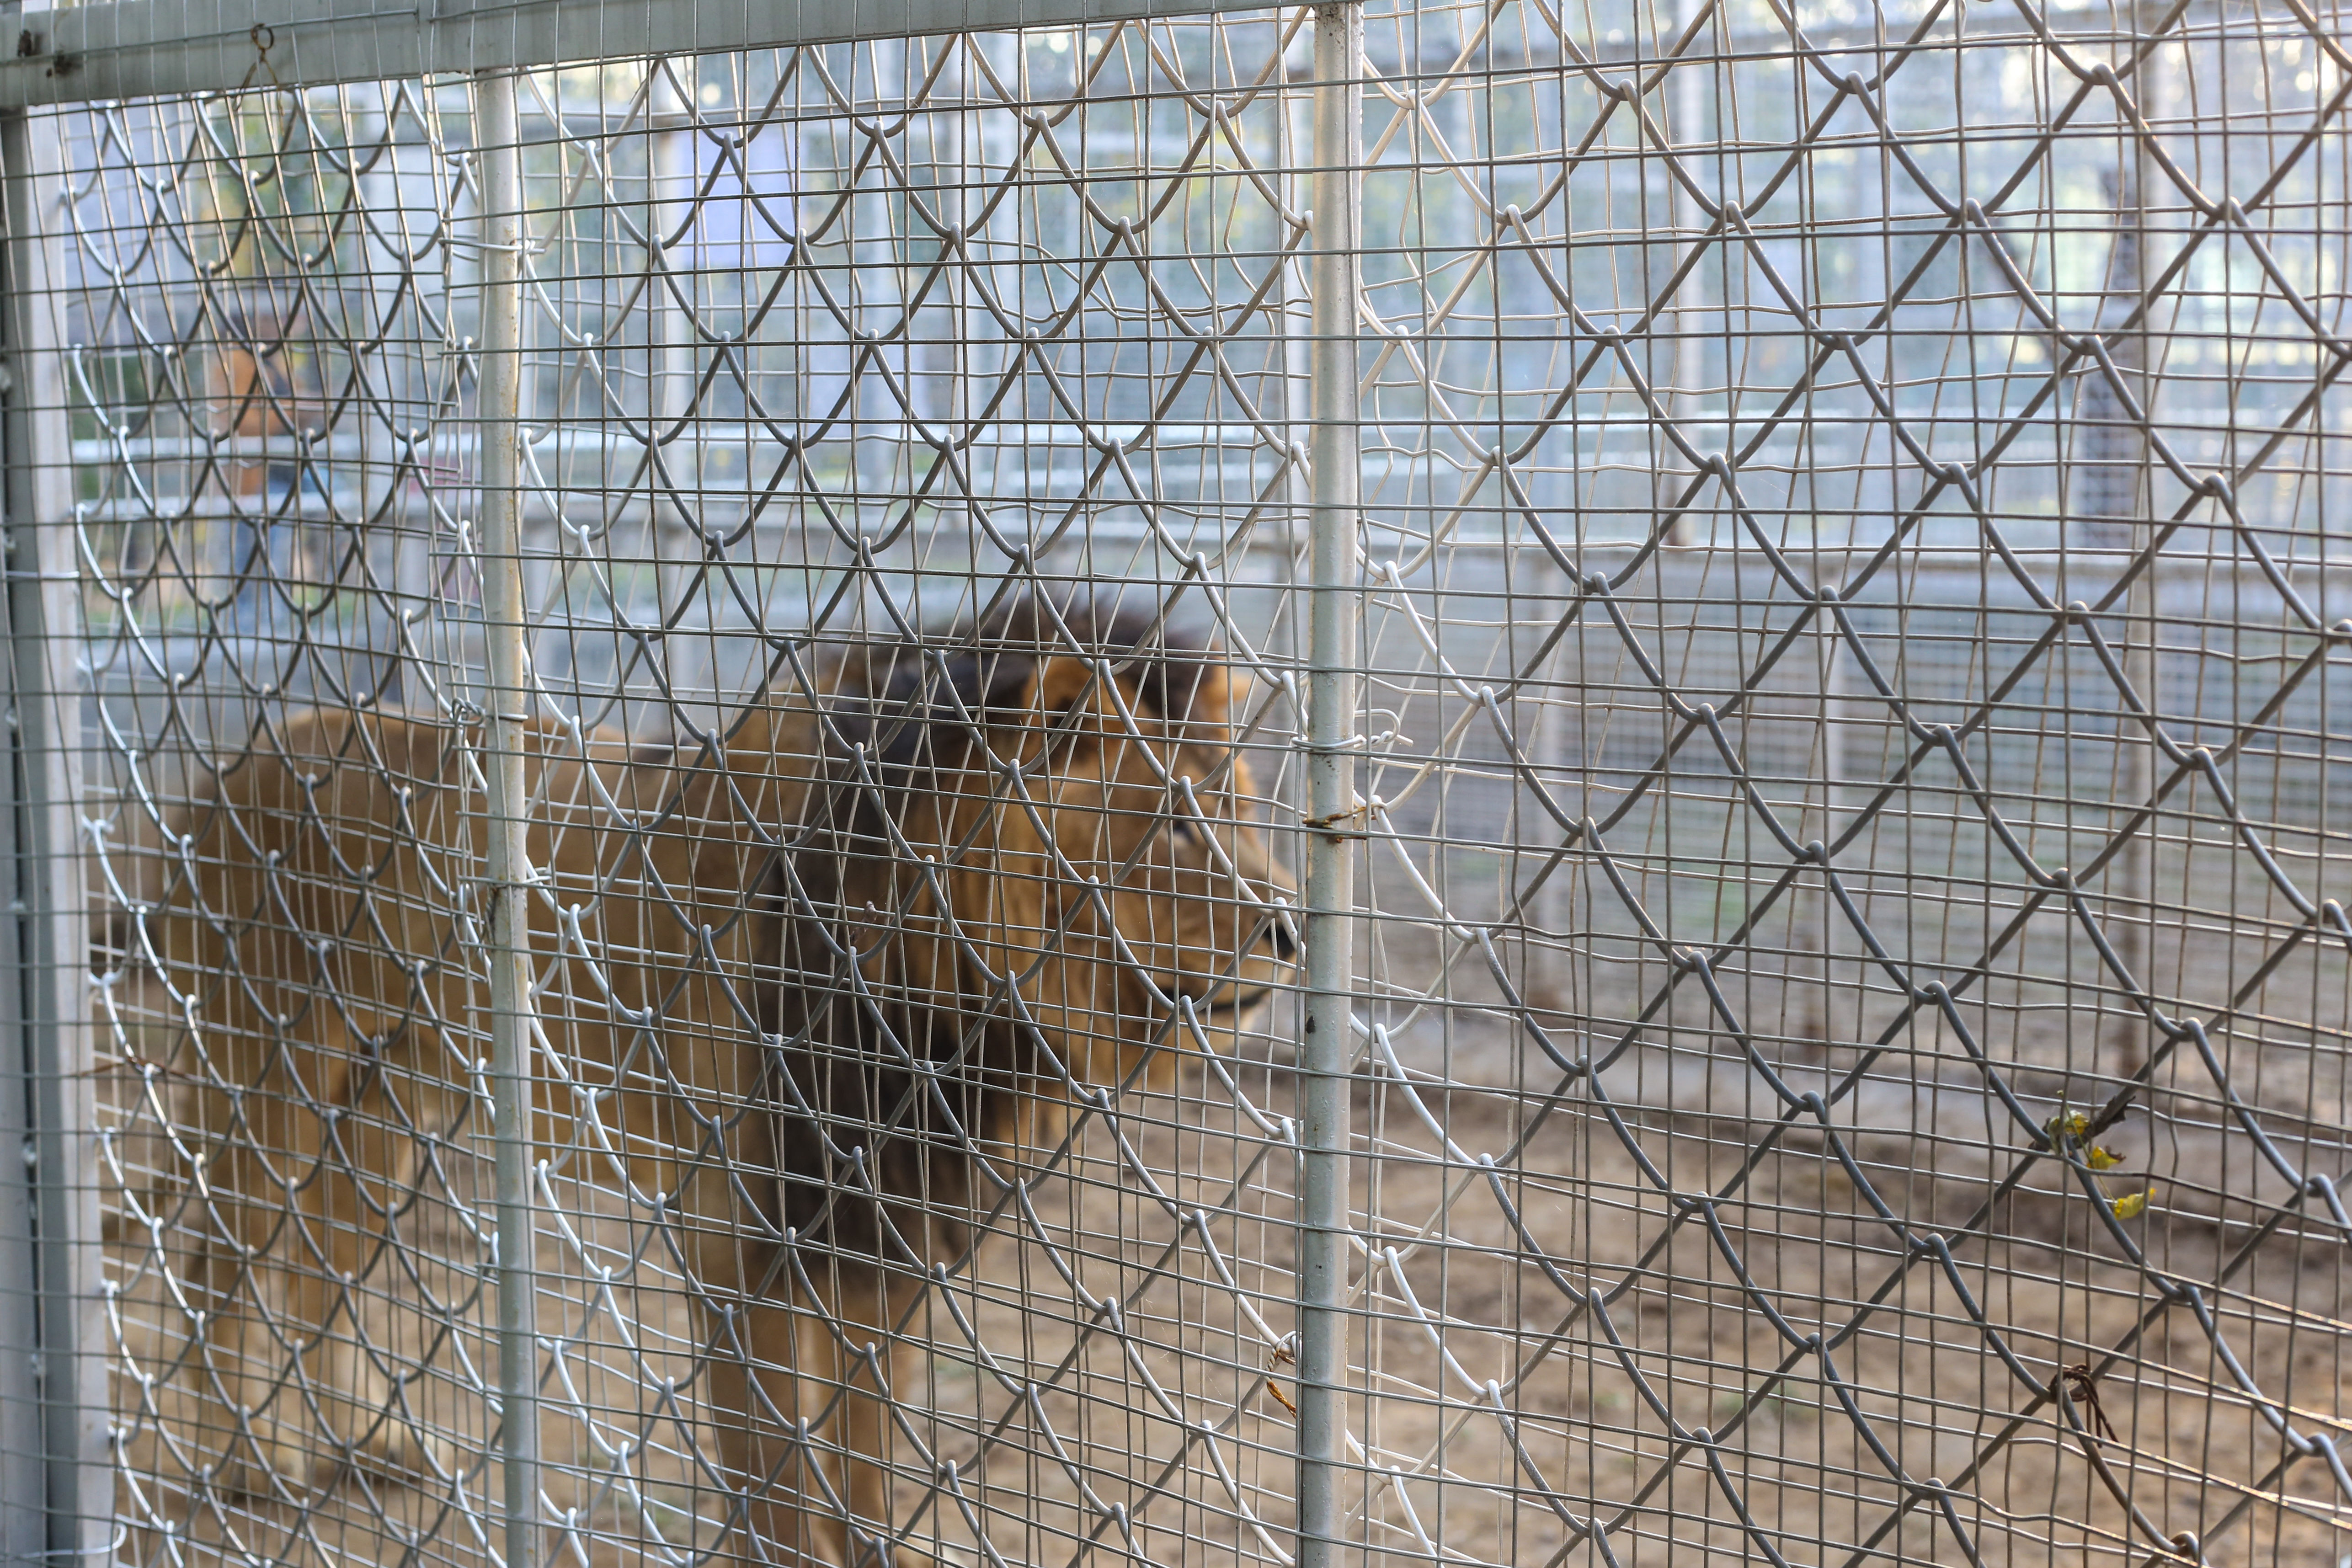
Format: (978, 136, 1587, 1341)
(1302, 796, 1378, 838)
(1262, 1342, 1298, 1415)
(2060, 1363, 2119, 1443)
(240, 21, 279, 87)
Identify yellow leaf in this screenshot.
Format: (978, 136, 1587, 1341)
(2046, 1110, 2090, 1145)
(2110, 1190, 2149, 1221)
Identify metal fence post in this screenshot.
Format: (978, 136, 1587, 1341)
(2075, 52, 2163, 1083)
(475, 67, 541, 1568)
(0, 91, 107, 1566)
(1297, 6, 1360, 1566)
(2112, 33, 2165, 1085)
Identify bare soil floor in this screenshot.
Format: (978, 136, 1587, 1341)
(104, 1022, 2349, 1568)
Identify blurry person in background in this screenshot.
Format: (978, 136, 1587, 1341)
(203, 296, 330, 632)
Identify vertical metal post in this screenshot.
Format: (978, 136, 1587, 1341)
(2112, 441, 2158, 1077)
(0, 92, 107, 1568)
(648, 68, 693, 595)
(476, 67, 541, 1568)
(2077, 37, 2162, 1081)
(1298, 6, 1360, 1567)
(1807, 608, 1851, 1053)
(2117, 40, 2165, 1085)
(1278, 24, 1311, 558)
(1661, 0, 1707, 547)
(0, 93, 51, 1558)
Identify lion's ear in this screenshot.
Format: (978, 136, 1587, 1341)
(946, 651, 1039, 716)
(1027, 656, 1107, 717)
(1187, 665, 1239, 726)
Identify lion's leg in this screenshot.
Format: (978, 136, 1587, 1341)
(705, 1268, 849, 1568)
(640, 1040, 844, 1566)
(705, 1296, 833, 1568)
(821, 1263, 918, 1568)
(207, 1012, 444, 1495)
(705, 1256, 922, 1568)
(209, 1117, 342, 1494)
(688, 1179, 856, 1567)
(326, 1043, 460, 1481)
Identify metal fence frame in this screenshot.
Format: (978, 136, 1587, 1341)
(3, 71, 109, 1563)
(6, 0, 2350, 1558)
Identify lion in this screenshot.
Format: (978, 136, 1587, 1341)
(101, 597, 1296, 1567)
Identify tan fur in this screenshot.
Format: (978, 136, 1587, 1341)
(112, 705, 785, 1495)
(108, 631, 1293, 1568)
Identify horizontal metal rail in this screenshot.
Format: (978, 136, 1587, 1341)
(0, 0, 1249, 104)
(0, 0, 2248, 107)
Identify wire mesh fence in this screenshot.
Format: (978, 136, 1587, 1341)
(7, 0, 2347, 1562)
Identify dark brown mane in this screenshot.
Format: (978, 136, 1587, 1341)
(766, 596, 1229, 1269)
(831, 593, 1220, 777)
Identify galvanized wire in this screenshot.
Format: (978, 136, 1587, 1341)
(42, 0, 2352, 1564)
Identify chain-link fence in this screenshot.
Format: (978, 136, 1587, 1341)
(0, 0, 2343, 1561)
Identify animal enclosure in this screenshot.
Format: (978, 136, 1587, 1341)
(0, 0, 2345, 1563)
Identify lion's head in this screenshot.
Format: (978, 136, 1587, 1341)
(765, 597, 1296, 1256)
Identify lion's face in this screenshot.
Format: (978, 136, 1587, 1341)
(930, 646, 1297, 1117)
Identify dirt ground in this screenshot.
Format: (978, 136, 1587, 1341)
(102, 997, 2350, 1568)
